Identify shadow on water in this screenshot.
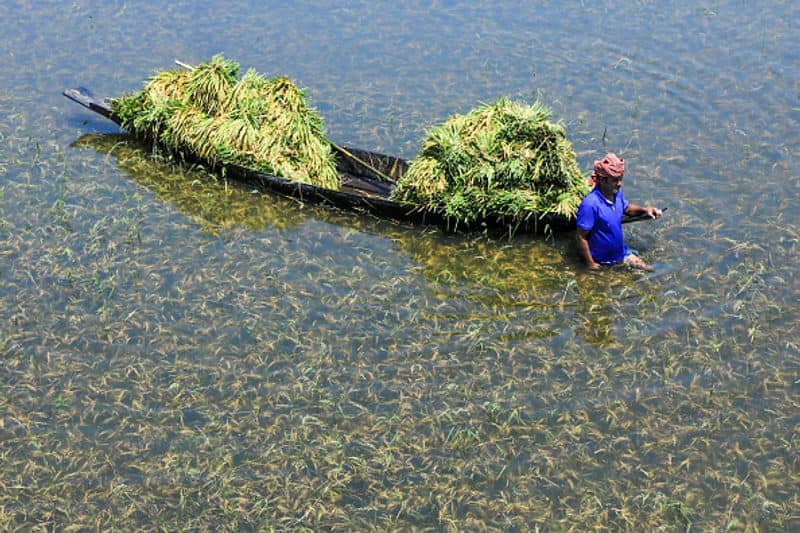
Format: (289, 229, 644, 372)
(71, 131, 671, 354)
(72, 131, 653, 301)
(71, 133, 308, 234)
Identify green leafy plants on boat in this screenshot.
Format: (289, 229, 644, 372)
(390, 98, 589, 224)
(111, 55, 339, 190)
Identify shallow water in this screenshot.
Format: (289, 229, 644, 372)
(1, 1, 798, 530)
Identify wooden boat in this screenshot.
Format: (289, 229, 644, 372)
(63, 87, 653, 233)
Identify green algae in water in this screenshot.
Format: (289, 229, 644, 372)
(111, 55, 340, 189)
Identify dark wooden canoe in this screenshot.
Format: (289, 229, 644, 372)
(63, 87, 650, 233)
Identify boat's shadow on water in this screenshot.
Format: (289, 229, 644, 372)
(71, 133, 310, 234)
(71, 132, 660, 334)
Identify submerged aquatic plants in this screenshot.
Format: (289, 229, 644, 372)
(111, 55, 340, 189)
(391, 98, 589, 224)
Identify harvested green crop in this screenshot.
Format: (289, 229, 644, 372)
(391, 98, 589, 224)
(111, 55, 339, 189)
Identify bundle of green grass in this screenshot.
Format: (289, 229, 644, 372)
(391, 98, 589, 224)
(111, 55, 339, 189)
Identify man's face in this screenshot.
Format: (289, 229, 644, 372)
(598, 175, 623, 196)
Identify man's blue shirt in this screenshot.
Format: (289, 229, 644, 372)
(576, 187, 629, 264)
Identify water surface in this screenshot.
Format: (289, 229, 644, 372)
(1, 1, 798, 530)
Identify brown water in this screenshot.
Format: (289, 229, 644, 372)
(1, 1, 798, 530)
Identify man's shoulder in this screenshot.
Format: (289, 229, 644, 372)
(576, 191, 600, 230)
(579, 188, 602, 208)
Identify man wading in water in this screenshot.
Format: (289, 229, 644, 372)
(576, 153, 661, 271)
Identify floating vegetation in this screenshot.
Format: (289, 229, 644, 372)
(391, 98, 589, 224)
(111, 55, 340, 189)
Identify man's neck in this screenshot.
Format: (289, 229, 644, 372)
(597, 187, 615, 203)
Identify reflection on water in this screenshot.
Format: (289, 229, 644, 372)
(72, 133, 308, 234)
(73, 131, 659, 351)
(1, 0, 799, 530)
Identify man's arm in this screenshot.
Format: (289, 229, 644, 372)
(624, 203, 662, 219)
(576, 228, 601, 270)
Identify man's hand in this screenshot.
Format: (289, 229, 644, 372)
(576, 228, 601, 270)
(644, 207, 662, 219)
(625, 204, 663, 219)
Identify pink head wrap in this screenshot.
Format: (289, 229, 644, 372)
(588, 153, 625, 186)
